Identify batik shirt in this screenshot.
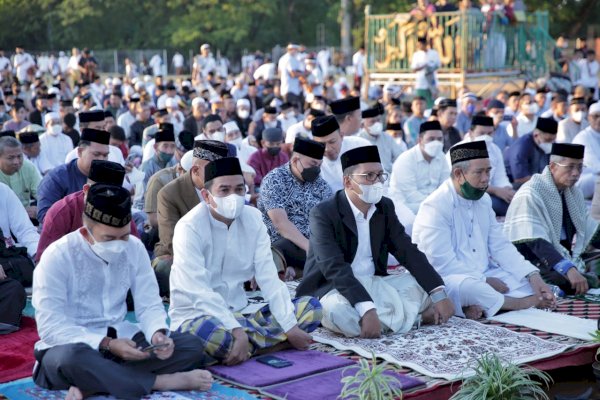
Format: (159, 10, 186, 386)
(258, 162, 333, 242)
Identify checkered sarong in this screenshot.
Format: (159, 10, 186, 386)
(177, 296, 322, 365)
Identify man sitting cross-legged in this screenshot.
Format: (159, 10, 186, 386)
(296, 145, 454, 338)
(169, 157, 322, 365)
(413, 141, 555, 320)
(504, 143, 600, 295)
(32, 184, 212, 400)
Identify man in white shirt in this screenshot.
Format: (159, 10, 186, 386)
(448, 115, 515, 216)
(149, 54, 163, 77)
(284, 108, 325, 149)
(169, 158, 322, 365)
(193, 44, 217, 84)
(573, 102, 600, 198)
(410, 37, 440, 108)
(296, 146, 454, 338)
(0, 51, 11, 83)
(390, 120, 448, 214)
(578, 50, 599, 101)
(0, 181, 39, 258)
(278, 44, 304, 109)
(117, 96, 140, 140)
(39, 112, 73, 169)
(413, 141, 555, 320)
(32, 184, 212, 400)
(515, 95, 539, 137)
(330, 96, 363, 137)
(18, 129, 53, 176)
(557, 97, 589, 143)
(172, 52, 185, 75)
(358, 104, 404, 173)
(311, 115, 370, 192)
(13, 46, 35, 83)
(352, 47, 366, 90)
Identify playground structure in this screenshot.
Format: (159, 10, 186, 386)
(364, 6, 556, 95)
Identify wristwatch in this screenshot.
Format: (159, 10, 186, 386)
(430, 289, 448, 304)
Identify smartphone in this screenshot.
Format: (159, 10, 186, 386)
(141, 342, 170, 352)
(255, 355, 294, 368)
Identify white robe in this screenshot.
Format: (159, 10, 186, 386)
(321, 136, 370, 192)
(169, 203, 297, 332)
(412, 180, 538, 317)
(39, 132, 73, 169)
(0, 183, 39, 257)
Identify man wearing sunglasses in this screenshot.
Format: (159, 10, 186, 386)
(504, 143, 599, 296)
(296, 145, 454, 338)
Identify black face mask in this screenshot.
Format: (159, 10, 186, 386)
(299, 162, 321, 182)
(267, 147, 281, 156)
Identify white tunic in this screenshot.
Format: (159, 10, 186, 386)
(412, 180, 537, 313)
(33, 231, 167, 351)
(0, 183, 38, 257)
(169, 203, 297, 332)
(321, 136, 371, 192)
(390, 145, 449, 214)
(285, 121, 312, 144)
(357, 130, 405, 174)
(573, 126, 600, 175)
(39, 132, 73, 169)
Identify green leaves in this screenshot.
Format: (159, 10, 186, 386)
(450, 353, 552, 400)
(339, 353, 404, 400)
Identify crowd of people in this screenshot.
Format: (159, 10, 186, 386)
(0, 34, 599, 399)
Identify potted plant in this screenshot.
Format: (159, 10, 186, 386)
(450, 353, 552, 400)
(340, 353, 404, 400)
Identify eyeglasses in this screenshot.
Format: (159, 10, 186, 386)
(554, 162, 584, 172)
(351, 172, 389, 183)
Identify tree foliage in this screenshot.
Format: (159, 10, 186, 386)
(0, 0, 595, 57)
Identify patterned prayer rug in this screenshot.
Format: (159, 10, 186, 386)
(312, 317, 569, 380)
(0, 378, 260, 400)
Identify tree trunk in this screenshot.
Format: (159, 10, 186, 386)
(341, 0, 352, 66)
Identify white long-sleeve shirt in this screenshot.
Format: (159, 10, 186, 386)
(389, 144, 449, 214)
(169, 203, 297, 332)
(32, 231, 167, 351)
(39, 132, 73, 169)
(412, 179, 537, 286)
(0, 182, 39, 257)
(573, 126, 600, 175)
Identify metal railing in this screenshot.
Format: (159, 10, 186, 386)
(365, 9, 553, 77)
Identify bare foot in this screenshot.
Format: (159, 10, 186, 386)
(154, 369, 213, 392)
(462, 305, 484, 320)
(65, 386, 83, 400)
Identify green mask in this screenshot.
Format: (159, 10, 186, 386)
(158, 151, 174, 164)
(460, 173, 487, 201)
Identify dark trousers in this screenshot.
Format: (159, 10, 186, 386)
(273, 238, 306, 269)
(0, 278, 25, 334)
(491, 194, 509, 217)
(33, 331, 205, 400)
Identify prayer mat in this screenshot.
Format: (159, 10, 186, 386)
(260, 368, 425, 400)
(0, 317, 38, 383)
(0, 378, 260, 400)
(489, 308, 598, 341)
(208, 349, 355, 387)
(312, 317, 569, 380)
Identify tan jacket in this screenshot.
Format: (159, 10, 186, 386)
(154, 172, 200, 257)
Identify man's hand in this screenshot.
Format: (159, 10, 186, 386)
(286, 325, 312, 350)
(224, 328, 250, 366)
(0, 264, 6, 280)
(284, 266, 296, 281)
(566, 268, 589, 295)
(359, 309, 382, 339)
(109, 338, 150, 361)
(151, 331, 175, 360)
(25, 206, 37, 219)
(529, 273, 555, 309)
(432, 298, 454, 325)
(496, 187, 515, 203)
(486, 277, 509, 294)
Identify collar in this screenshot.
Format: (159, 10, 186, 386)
(344, 188, 376, 220)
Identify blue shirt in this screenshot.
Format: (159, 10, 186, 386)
(492, 124, 512, 152)
(403, 116, 427, 146)
(37, 159, 87, 224)
(504, 133, 549, 187)
(455, 111, 472, 135)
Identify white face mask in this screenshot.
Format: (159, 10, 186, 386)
(86, 227, 128, 263)
(523, 103, 539, 115)
(538, 141, 553, 154)
(355, 181, 384, 204)
(228, 137, 243, 149)
(237, 109, 250, 119)
(367, 122, 383, 136)
(211, 130, 226, 142)
(423, 140, 444, 157)
(210, 192, 245, 219)
(49, 124, 61, 136)
(474, 134, 493, 143)
(572, 110, 586, 123)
